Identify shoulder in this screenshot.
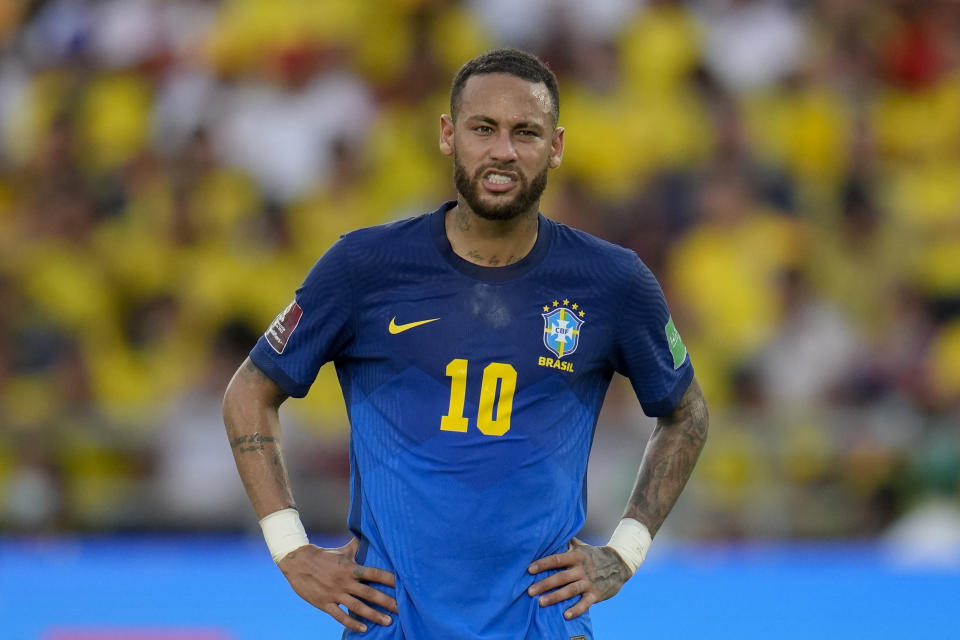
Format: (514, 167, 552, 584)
(298, 211, 433, 288)
(311, 210, 435, 273)
(337, 212, 431, 252)
(546, 217, 648, 281)
(300, 208, 441, 297)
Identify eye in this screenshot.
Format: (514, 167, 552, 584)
(517, 130, 539, 139)
(474, 125, 494, 134)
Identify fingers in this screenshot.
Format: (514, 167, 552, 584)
(354, 564, 397, 587)
(528, 540, 610, 620)
(340, 594, 393, 628)
(335, 565, 398, 626)
(322, 603, 369, 634)
(352, 583, 399, 614)
(314, 583, 396, 632)
(280, 543, 398, 632)
(339, 538, 395, 586)
(537, 578, 588, 607)
(527, 567, 579, 597)
(528, 549, 579, 574)
(564, 591, 598, 620)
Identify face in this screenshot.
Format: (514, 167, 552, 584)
(440, 73, 564, 221)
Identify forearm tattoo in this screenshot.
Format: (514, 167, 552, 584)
(625, 378, 709, 537)
(229, 432, 277, 453)
(225, 357, 296, 509)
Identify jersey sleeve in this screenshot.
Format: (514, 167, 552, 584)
(611, 256, 694, 417)
(249, 237, 356, 398)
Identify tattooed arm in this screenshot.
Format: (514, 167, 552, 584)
(527, 377, 709, 619)
(222, 357, 397, 633)
(623, 376, 709, 536)
(222, 357, 292, 517)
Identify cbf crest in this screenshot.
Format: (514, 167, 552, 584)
(541, 299, 585, 359)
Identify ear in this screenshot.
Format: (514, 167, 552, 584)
(548, 126, 565, 169)
(439, 114, 455, 157)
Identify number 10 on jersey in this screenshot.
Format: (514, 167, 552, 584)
(440, 359, 517, 436)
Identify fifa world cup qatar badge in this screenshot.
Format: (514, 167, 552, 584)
(265, 300, 303, 354)
(665, 315, 687, 369)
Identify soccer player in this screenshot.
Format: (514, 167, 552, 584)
(222, 48, 709, 639)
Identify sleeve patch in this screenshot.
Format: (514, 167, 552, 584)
(265, 300, 303, 355)
(665, 316, 687, 369)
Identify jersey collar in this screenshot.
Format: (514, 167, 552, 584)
(429, 200, 553, 282)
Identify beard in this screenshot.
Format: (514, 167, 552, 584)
(453, 154, 548, 221)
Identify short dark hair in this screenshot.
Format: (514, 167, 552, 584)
(450, 48, 560, 125)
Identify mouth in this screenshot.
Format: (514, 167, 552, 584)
(481, 169, 519, 193)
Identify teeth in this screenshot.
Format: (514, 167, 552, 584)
(487, 174, 514, 184)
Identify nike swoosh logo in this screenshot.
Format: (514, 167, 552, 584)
(388, 316, 440, 334)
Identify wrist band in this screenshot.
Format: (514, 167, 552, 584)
(259, 508, 309, 563)
(606, 518, 652, 576)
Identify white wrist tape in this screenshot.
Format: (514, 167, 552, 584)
(606, 518, 652, 576)
(259, 508, 309, 563)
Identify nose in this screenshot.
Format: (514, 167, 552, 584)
(489, 130, 518, 162)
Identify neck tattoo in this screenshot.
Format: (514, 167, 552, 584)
(465, 250, 522, 266)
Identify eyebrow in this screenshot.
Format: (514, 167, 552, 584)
(466, 115, 546, 132)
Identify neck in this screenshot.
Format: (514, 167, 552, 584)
(445, 197, 540, 267)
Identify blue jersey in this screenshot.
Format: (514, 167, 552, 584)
(250, 201, 693, 640)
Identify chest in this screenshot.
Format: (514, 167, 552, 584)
(350, 277, 617, 381)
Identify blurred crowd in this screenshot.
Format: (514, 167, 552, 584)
(1, 0, 959, 553)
